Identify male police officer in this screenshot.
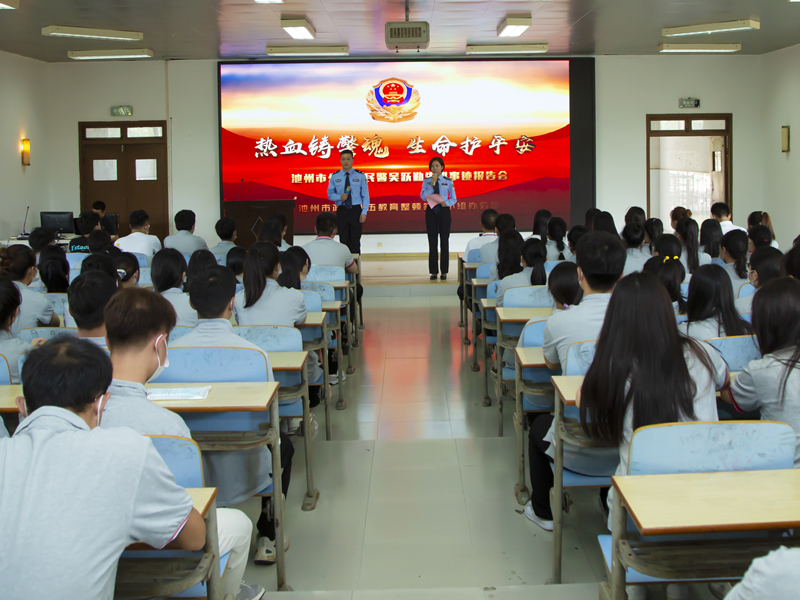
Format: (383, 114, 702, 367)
(326, 149, 369, 254)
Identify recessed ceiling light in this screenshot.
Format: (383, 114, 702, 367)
(0, 0, 19, 8)
(68, 49, 154, 60)
(466, 44, 548, 54)
(497, 17, 531, 38)
(266, 45, 348, 56)
(281, 19, 316, 40)
(42, 26, 143, 41)
(255, 0, 283, 3)
(662, 19, 760, 37)
(658, 43, 742, 53)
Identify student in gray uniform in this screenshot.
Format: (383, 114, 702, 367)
(496, 237, 547, 307)
(643, 218, 663, 256)
(259, 215, 291, 251)
(0, 276, 44, 384)
(545, 217, 571, 262)
(675, 217, 711, 277)
(735, 247, 783, 314)
(1, 245, 59, 337)
(621, 223, 649, 275)
(566, 224, 588, 263)
(37, 246, 70, 293)
(492, 229, 523, 288)
(480, 213, 516, 266)
(209, 217, 238, 255)
(170, 266, 294, 565)
(152, 249, 198, 327)
(720, 229, 751, 297)
(725, 546, 800, 600)
(643, 255, 686, 315)
(164, 209, 208, 254)
(101, 288, 263, 600)
(115, 252, 140, 289)
(227, 246, 247, 283)
(652, 233, 686, 281)
(185, 249, 218, 295)
(68, 271, 118, 349)
(678, 264, 752, 341)
(0, 336, 206, 599)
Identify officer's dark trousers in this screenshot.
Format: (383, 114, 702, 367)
(425, 205, 451, 276)
(337, 205, 363, 255)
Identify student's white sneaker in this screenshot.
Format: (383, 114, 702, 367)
(329, 373, 347, 385)
(666, 583, 689, 600)
(708, 582, 732, 599)
(595, 495, 609, 520)
(235, 582, 265, 600)
(285, 418, 302, 435)
(626, 585, 647, 600)
(523, 501, 554, 531)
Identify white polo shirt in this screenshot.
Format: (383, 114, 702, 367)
(464, 233, 497, 258)
(115, 231, 162, 265)
(160, 288, 199, 328)
(164, 230, 209, 254)
(209, 240, 237, 255)
(10, 281, 54, 337)
(302, 235, 355, 270)
(0, 406, 193, 599)
(480, 239, 499, 266)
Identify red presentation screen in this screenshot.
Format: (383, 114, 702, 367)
(219, 59, 570, 234)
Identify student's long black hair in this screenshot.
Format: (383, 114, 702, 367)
(643, 255, 686, 314)
(497, 230, 524, 280)
(685, 264, 752, 337)
(0, 275, 22, 331)
(38, 246, 69, 293)
(277, 251, 303, 290)
(226, 246, 247, 277)
(675, 217, 701, 274)
(532, 209, 552, 243)
(721, 230, 749, 279)
(520, 238, 547, 286)
(115, 253, 140, 286)
(653, 233, 682, 261)
(748, 225, 772, 250)
(547, 262, 582, 307)
(0, 245, 36, 282)
(621, 223, 645, 250)
(782, 245, 800, 279)
(151, 249, 187, 293)
(700, 219, 723, 259)
(644, 218, 664, 254)
(592, 211, 618, 237)
(546, 217, 567, 260)
(751, 278, 800, 404)
(185, 250, 218, 295)
(749, 247, 784, 289)
(580, 271, 715, 444)
(584, 208, 601, 230)
(625, 206, 646, 227)
(567, 225, 588, 255)
(243, 242, 280, 308)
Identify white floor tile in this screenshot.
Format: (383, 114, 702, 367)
(364, 499, 471, 544)
(358, 543, 478, 589)
(372, 440, 460, 470)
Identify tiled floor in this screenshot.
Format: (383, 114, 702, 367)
(238, 296, 716, 599)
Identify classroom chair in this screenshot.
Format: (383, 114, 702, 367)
(153, 346, 269, 384)
(461, 250, 485, 344)
(738, 282, 756, 298)
(706, 335, 761, 372)
(44, 293, 68, 317)
(675, 315, 688, 324)
(17, 327, 78, 344)
(170, 326, 194, 342)
(741, 313, 752, 323)
(597, 421, 796, 594)
(479, 280, 499, 405)
(181, 252, 193, 266)
(466, 249, 482, 262)
(214, 254, 227, 266)
(138, 267, 152, 287)
(65, 252, 88, 270)
(131, 252, 148, 267)
(297, 289, 333, 437)
(680, 282, 689, 300)
(0, 354, 12, 385)
(301, 281, 345, 412)
(544, 260, 563, 273)
(306, 264, 345, 283)
(305, 265, 354, 376)
(470, 263, 494, 372)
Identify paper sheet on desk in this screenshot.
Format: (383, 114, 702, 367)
(147, 386, 212, 400)
(426, 194, 444, 209)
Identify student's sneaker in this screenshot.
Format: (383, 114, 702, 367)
(235, 582, 265, 600)
(523, 501, 554, 532)
(329, 372, 347, 385)
(666, 584, 688, 600)
(708, 583, 732, 599)
(285, 418, 302, 435)
(595, 495, 609, 520)
(626, 586, 647, 600)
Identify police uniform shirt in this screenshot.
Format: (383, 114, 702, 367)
(480, 239, 499, 266)
(164, 230, 209, 255)
(623, 247, 650, 275)
(421, 175, 458, 207)
(327, 169, 370, 214)
(209, 240, 236, 255)
(10, 281, 54, 337)
(0, 406, 193, 600)
(677, 316, 727, 342)
(169, 318, 274, 506)
(0, 330, 33, 384)
(101, 379, 192, 438)
(464, 233, 497, 258)
(115, 232, 162, 265)
(302, 236, 356, 270)
(723, 262, 750, 298)
(161, 288, 199, 328)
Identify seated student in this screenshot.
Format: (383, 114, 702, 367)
(748, 224, 773, 252)
(68, 271, 117, 349)
(37, 245, 70, 293)
(186, 249, 219, 294)
(545, 217, 571, 262)
(0, 336, 206, 599)
(100, 288, 263, 600)
(675, 217, 711, 276)
(592, 211, 619, 237)
(28, 227, 56, 262)
(152, 249, 197, 327)
(531, 209, 552, 243)
(0, 276, 45, 384)
(227, 246, 247, 283)
(258, 217, 284, 248)
(496, 237, 546, 307)
(643, 255, 686, 315)
(169, 266, 293, 564)
(669, 206, 691, 231)
(0, 245, 59, 336)
(209, 216, 237, 255)
(624, 206, 646, 227)
(91, 200, 118, 237)
(726, 546, 800, 600)
(711, 201, 747, 235)
(678, 264, 752, 341)
(68, 211, 100, 253)
(114, 209, 162, 264)
(643, 217, 663, 256)
(566, 224, 588, 263)
(490, 229, 523, 284)
(699, 218, 724, 260)
(652, 233, 685, 278)
(302, 211, 358, 275)
(165, 210, 208, 254)
(735, 246, 784, 314)
(747, 210, 779, 249)
(584, 207, 601, 230)
(621, 223, 648, 275)
(720, 229, 751, 295)
(480, 213, 516, 266)
(782, 245, 800, 278)
(80, 253, 119, 282)
(284, 246, 312, 282)
(115, 252, 140, 289)
(88, 229, 115, 255)
(525, 231, 626, 530)
(721, 278, 800, 466)
(271, 213, 292, 251)
(464, 208, 499, 257)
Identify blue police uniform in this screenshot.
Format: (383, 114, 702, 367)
(421, 175, 458, 277)
(327, 168, 370, 254)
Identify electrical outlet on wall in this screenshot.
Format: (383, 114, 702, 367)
(377, 243, 383, 248)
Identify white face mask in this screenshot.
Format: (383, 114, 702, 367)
(95, 393, 106, 426)
(147, 334, 170, 384)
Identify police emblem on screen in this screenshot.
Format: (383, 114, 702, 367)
(366, 78, 421, 123)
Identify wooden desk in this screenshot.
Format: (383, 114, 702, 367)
(515, 347, 547, 369)
(187, 487, 217, 517)
(551, 375, 582, 406)
(297, 312, 326, 328)
(321, 301, 342, 312)
(267, 351, 308, 371)
(0, 385, 21, 413)
(496, 307, 553, 322)
(471, 278, 490, 288)
(147, 382, 279, 412)
(480, 298, 496, 310)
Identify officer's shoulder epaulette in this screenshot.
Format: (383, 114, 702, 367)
(354, 169, 365, 174)
(441, 175, 452, 181)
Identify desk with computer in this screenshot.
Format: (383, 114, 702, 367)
(8, 211, 81, 247)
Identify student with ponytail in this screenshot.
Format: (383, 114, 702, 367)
(37, 246, 70, 293)
(0, 276, 44, 384)
(675, 217, 711, 275)
(747, 211, 778, 248)
(679, 264, 752, 341)
(735, 247, 784, 314)
(545, 217, 569, 261)
(152, 249, 197, 327)
(566, 225, 588, 263)
(700, 219, 724, 260)
(0, 245, 59, 336)
(643, 255, 687, 314)
(652, 234, 683, 268)
(670, 206, 692, 231)
(496, 238, 547, 307)
(720, 230, 750, 296)
(492, 230, 524, 283)
(531, 209, 552, 243)
(748, 225, 773, 252)
(621, 223, 648, 274)
(643, 218, 663, 256)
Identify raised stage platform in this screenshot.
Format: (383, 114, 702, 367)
(361, 254, 459, 297)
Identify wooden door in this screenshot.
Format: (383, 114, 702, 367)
(123, 143, 169, 241)
(80, 144, 127, 224)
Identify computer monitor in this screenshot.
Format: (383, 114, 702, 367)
(40, 211, 75, 234)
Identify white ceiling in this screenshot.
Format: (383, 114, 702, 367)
(1, 0, 799, 62)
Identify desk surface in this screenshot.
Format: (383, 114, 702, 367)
(148, 382, 279, 413)
(471, 278, 491, 287)
(269, 351, 308, 371)
(321, 301, 342, 312)
(298, 312, 326, 327)
(480, 298, 497, 309)
(464, 262, 482, 270)
(496, 307, 554, 322)
(551, 375, 582, 406)
(515, 347, 547, 368)
(188, 488, 217, 517)
(319, 281, 349, 289)
(614, 469, 800, 536)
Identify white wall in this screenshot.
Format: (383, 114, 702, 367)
(0, 50, 50, 239)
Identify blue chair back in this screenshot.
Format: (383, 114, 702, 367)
(65, 253, 88, 270)
(300, 290, 323, 313)
(301, 282, 335, 302)
(17, 327, 77, 343)
(68, 269, 79, 283)
(44, 293, 69, 317)
(214, 254, 227, 266)
(0, 355, 12, 385)
(741, 313, 752, 323)
(476, 263, 492, 279)
(711, 257, 726, 267)
(544, 261, 562, 273)
(738, 283, 756, 298)
(628, 421, 795, 476)
(518, 320, 561, 407)
(564, 340, 597, 376)
(504, 285, 554, 309)
(153, 347, 270, 383)
(680, 282, 689, 300)
(466, 249, 482, 262)
(170, 326, 194, 342)
(676, 314, 688, 324)
(181, 252, 193, 266)
(234, 325, 303, 388)
(131, 252, 148, 267)
(138, 267, 152, 286)
(521, 319, 548, 348)
(706, 335, 761, 372)
(147, 436, 205, 488)
(307, 265, 345, 282)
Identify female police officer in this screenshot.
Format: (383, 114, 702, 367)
(421, 156, 458, 280)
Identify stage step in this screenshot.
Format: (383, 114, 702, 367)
(262, 583, 600, 600)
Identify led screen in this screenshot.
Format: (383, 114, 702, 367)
(219, 60, 571, 234)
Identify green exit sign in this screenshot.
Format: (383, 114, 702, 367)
(111, 106, 133, 116)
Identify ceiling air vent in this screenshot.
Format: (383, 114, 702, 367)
(385, 21, 430, 50)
